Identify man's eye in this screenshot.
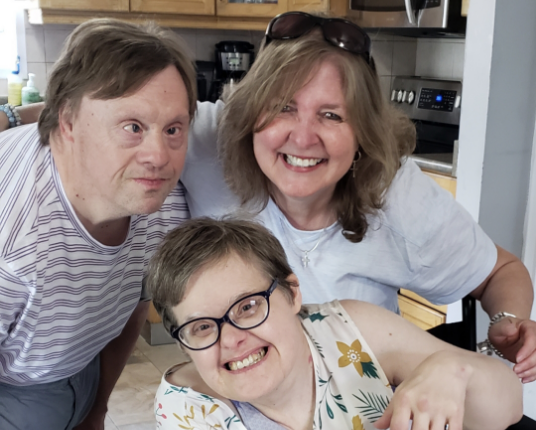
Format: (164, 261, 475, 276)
(167, 127, 179, 135)
(123, 124, 141, 133)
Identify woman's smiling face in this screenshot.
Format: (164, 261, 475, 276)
(253, 59, 357, 205)
(173, 253, 306, 402)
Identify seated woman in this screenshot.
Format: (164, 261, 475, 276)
(147, 217, 522, 430)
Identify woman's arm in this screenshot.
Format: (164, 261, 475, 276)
(341, 300, 523, 430)
(470, 245, 536, 382)
(0, 102, 44, 132)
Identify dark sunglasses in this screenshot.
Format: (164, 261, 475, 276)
(265, 12, 373, 66)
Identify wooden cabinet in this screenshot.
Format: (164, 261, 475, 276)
(216, 0, 287, 19)
(461, 0, 469, 17)
(38, 0, 129, 11)
(131, 0, 215, 16)
(31, 0, 336, 28)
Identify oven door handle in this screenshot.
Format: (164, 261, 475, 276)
(404, 0, 417, 26)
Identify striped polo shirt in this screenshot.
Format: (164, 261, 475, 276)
(0, 124, 189, 386)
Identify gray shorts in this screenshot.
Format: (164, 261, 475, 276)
(0, 354, 100, 430)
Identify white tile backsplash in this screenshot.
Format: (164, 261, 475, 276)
(25, 25, 46, 63)
(415, 39, 465, 80)
(370, 40, 393, 77)
(1, 21, 465, 98)
(44, 28, 74, 63)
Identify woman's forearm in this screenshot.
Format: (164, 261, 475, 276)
(451, 350, 522, 430)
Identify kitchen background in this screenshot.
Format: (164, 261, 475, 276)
(0, 14, 465, 103)
(2, 1, 536, 426)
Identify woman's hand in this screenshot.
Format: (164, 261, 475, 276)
(374, 351, 470, 430)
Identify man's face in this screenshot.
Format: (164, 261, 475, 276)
(57, 65, 190, 222)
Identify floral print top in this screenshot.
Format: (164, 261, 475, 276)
(154, 300, 393, 430)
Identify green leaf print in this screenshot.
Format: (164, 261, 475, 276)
(164, 386, 189, 395)
(336, 402, 348, 413)
(361, 361, 380, 379)
(308, 312, 327, 322)
(326, 402, 334, 419)
(353, 390, 390, 423)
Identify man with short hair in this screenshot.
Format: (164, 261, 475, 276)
(0, 18, 195, 429)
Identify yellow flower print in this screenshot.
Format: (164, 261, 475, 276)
(337, 339, 372, 377)
(352, 414, 364, 430)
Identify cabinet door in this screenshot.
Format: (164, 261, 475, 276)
(38, 0, 129, 11)
(216, 0, 287, 18)
(398, 295, 446, 330)
(131, 0, 215, 16)
(288, 0, 328, 13)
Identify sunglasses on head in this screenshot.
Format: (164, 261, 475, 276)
(265, 12, 373, 66)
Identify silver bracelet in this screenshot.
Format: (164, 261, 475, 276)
(477, 312, 517, 358)
(0, 103, 22, 128)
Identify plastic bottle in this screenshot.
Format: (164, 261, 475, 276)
(7, 57, 23, 106)
(21, 73, 41, 105)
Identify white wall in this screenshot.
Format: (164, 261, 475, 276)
(457, 0, 536, 419)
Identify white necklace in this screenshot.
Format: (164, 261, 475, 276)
(280, 219, 328, 268)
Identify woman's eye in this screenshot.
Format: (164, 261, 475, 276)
(123, 123, 141, 134)
(324, 112, 342, 121)
(281, 105, 292, 113)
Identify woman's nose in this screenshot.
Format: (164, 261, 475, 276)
(288, 118, 320, 148)
(219, 322, 248, 349)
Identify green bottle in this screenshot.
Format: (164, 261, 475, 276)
(21, 73, 41, 105)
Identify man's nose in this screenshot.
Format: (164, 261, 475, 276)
(140, 132, 170, 169)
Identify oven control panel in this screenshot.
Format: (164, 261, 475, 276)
(390, 77, 462, 126)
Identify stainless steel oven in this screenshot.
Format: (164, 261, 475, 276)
(348, 0, 466, 36)
(391, 76, 462, 176)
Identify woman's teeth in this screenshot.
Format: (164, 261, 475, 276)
(228, 348, 266, 371)
(285, 154, 323, 167)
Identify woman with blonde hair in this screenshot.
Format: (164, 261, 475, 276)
(181, 12, 536, 381)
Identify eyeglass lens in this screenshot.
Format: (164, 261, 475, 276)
(323, 21, 368, 54)
(178, 295, 270, 349)
(270, 14, 317, 39)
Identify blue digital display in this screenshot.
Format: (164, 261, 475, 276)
(435, 95, 443, 102)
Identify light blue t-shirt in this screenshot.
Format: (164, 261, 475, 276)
(182, 101, 497, 312)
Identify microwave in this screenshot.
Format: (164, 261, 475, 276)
(348, 0, 466, 36)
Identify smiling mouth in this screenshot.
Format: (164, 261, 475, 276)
(284, 154, 325, 168)
(225, 347, 267, 371)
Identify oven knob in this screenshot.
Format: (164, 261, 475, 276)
(455, 95, 461, 108)
(402, 91, 408, 103)
(407, 91, 415, 104)
(391, 90, 398, 102)
(397, 90, 403, 103)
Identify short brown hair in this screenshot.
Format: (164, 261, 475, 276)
(147, 217, 297, 333)
(219, 28, 415, 243)
(38, 18, 196, 145)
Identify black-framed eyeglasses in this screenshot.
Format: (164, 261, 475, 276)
(170, 279, 279, 351)
(265, 12, 372, 65)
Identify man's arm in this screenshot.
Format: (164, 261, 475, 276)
(74, 300, 149, 430)
(0, 102, 44, 132)
(470, 244, 536, 382)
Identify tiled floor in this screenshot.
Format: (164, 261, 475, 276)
(104, 337, 188, 430)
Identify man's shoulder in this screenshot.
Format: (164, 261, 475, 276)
(0, 125, 53, 257)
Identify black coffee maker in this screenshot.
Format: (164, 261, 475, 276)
(208, 40, 254, 102)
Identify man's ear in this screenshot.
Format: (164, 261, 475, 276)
(286, 273, 302, 313)
(57, 104, 76, 146)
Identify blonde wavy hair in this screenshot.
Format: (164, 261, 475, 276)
(219, 28, 415, 243)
